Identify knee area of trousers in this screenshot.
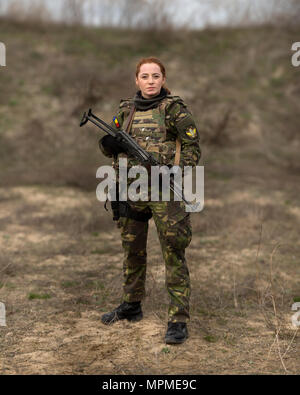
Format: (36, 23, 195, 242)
(164, 220, 192, 250)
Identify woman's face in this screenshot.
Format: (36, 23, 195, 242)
(135, 63, 166, 99)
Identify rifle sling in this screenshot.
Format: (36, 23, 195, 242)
(174, 138, 181, 166)
(123, 105, 136, 133)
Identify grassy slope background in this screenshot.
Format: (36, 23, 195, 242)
(0, 19, 300, 374)
(0, 19, 299, 188)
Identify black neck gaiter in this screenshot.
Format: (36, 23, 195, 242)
(133, 87, 168, 111)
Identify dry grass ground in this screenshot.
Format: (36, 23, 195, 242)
(0, 144, 299, 374)
(0, 19, 299, 375)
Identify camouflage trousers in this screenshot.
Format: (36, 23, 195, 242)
(117, 199, 192, 323)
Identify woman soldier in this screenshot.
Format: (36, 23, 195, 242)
(99, 57, 201, 344)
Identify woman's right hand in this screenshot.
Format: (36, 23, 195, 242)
(99, 135, 125, 156)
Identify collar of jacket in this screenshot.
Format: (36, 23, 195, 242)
(133, 87, 168, 111)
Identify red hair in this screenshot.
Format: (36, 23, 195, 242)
(135, 57, 171, 94)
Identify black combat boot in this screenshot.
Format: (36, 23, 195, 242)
(101, 301, 143, 325)
(165, 322, 188, 344)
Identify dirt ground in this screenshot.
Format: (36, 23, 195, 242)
(0, 146, 299, 375)
(0, 16, 299, 376)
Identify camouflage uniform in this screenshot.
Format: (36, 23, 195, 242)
(99, 95, 201, 323)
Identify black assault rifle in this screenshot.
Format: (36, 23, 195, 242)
(80, 109, 197, 211)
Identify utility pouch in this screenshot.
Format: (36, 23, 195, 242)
(106, 182, 152, 222)
(110, 200, 152, 222)
(118, 201, 152, 222)
(110, 201, 152, 222)
(111, 200, 120, 221)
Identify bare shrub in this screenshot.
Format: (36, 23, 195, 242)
(95, 0, 176, 31)
(5, 0, 51, 24)
(193, 0, 300, 28)
(267, 0, 300, 28)
(134, 0, 175, 31)
(70, 63, 134, 117)
(2, 0, 300, 30)
(62, 0, 85, 25)
(201, 107, 233, 146)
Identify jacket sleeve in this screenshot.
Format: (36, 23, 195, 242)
(167, 100, 201, 168)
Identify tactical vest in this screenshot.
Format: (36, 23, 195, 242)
(118, 96, 181, 168)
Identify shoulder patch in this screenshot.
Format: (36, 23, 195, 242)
(113, 116, 121, 128)
(185, 126, 197, 138)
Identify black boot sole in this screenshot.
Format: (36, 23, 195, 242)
(165, 332, 189, 344)
(101, 311, 143, 325)
(127, 312, 143, 322)
(165, 337, 187, 344)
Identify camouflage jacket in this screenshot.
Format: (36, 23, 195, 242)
(99, 95, 201, 171)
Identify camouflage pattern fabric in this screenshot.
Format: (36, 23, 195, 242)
(118, 199, 192, 323)
(99, 95, 201, 173)
(99, 95, 201, 323)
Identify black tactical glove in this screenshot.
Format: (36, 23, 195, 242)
(99, 135, 125, 156)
